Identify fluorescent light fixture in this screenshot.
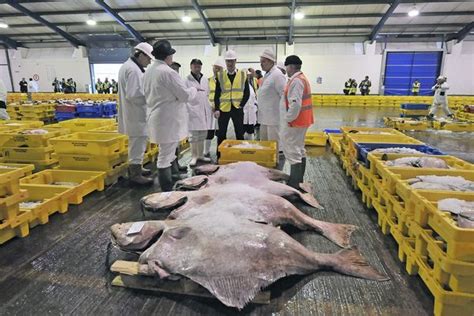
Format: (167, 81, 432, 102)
(0, 21, 8, 28)
(86, 19, 97, 26)
(408, 7, 419, 17)
(294, 8, 305, 20)
(182, 12, 192, 23)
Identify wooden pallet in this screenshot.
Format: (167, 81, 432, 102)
(110, 260, 271, 305)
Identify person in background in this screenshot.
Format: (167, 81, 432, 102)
(214, 49, 250, 156)
(103, 78, 111, 94)
(343, 78, 352, 95)
(144, 39, 198, 192)
(359, 76, 371, 95)
(72, 79, 77, 93)
(95, 79, 103, 94)
(0, 78, 10, 120)
(412, 79, 421, 96)
(19, 78, 28, 93)
(60, 78, 66, 92)
(205, 59, 224, 158)
(111, 79, 118, 94)
(63, 79, 73, 94)
(170, 62, 181, 73)
(243, 68, 258, 140)
(281, 55, 314, 189)
(349, 79, 357, 95)
(118, 42, 155, 186)
(185, 58, 213, 167)
(427, 76, 453, 120)
(255, 70, 263, 88)
(277, 61, 286, 75)
(52, 78, 61, 92)
(257, 49, 286, 150)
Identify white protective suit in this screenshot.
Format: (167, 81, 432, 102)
(281, 71, 309, 165)
(118, 57, 149, 164)
(185, 73, 213, 131)
(0, 78, 9, 120)
(144, 60, 197, 168)
(243, 83, 258, 125)
(256, 65, 287, 146)
(429, 82, 451, 116)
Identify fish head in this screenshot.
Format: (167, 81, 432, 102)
(110, 221, 166, 251)
(141, 192, 188, 212)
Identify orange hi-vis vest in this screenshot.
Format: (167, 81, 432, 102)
(284, 72, 314, 128)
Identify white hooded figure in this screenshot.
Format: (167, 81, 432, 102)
(184, 58, 212, 166)
(0, 78, 10, 120)
(144, 39, 197, 192)
(118, 42, 155, 185)
(428, 76, 453, 119)
(243, 68, 258, 140)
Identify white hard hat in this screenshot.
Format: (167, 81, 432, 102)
(260, 48, 276, 62)
(224, 49, 237, 60)
(437, 75, 446, 80)
(134, 42, 154, 59)
(213, 58, 226, 68)
(277, 61, 285, 71)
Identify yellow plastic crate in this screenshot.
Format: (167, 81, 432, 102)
(341, 126, 405, 136)
(305, 132, 328, 146)
(50, 132, 127, 155)
(0, 163, 34, 197)
(20, 169, 105, 205)
(89, 124, 119, 133)
(328, 134, 343, 156)
(433, 121, 474, 132)
(0, 210, 31, 244)
(218, 140, 277, 168)
(0, 158, 59, 172)
(57, 118, 116, 132)
(0, 127, 66, 147)
(0, 120, 44, 129)
(104, 162, 129, 186)
(19, 186, 72, 227)
(57, 151, 127, 171)
(345, 134, 423, 160)
(0, 146, 55, 161)
(0, 189, 28, 221)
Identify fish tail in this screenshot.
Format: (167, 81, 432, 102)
(299, 192, 324, 209)
(321, 222, 357, 248)
(329, 247, 389, 281)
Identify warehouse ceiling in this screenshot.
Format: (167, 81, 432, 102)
(0, 0, 473, 48)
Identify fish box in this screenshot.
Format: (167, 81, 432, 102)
(0, 128, 65, 147)
(0, 210, 31, 245)
(0, 189, 28, 222)
(345, 135, 424, 161)
(218, 140, 277, 168)
(400, 109, 430, 116)
(400, 103, 431, 110)
(57, 118, 116, 132)
(0, 146, 55, 161)
(90, 124, 119, 133)
(19, 186, 72, 227)
(50, 132, 127, 155)
(304, 132, 327, 146)
(340, 126, 405, 136)
(393, 120, 430, 131)
(328, 134, 343, 156)
(20, 170, 105, 205)
(104, 162, 129, 186)
(433, 121, 474, 132)
(0, 120, 44, 129)
(57, 151, 128, 172)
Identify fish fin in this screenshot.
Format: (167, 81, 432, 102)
(321, 224, 357, 248)
(332, 247, 389, 281)
(194, 164, 220, 175)
(299, 192, 324, 209)
(268, 169, 290, 182)
(190, 274, 275, 310)
(299, 182, 312, 193)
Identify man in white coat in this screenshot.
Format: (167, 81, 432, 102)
(257, 49, 287, 149)
(185, 59, 213, 167)
(0, 78, 10, 120)
(118, 42, 154, 185)
(144, 39, 198, 192)
(427, 76, 453, 120)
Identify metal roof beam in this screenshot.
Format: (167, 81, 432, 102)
(95, 0, 145, 42)
(5, 0, 85, 47)
(191, 0, 217, 46)
(0, 35, 21, 49)
(288, 0, 297, 45)
(445, 22, 474, 43)
(369, 0, 401, 43)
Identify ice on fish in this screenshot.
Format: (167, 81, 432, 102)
(438, 198, 474, 215)
(385, 157, 449, 169)
(224, 141, 267, 149)
(408, 175, 474, 192)
(372, 147, 424, 155)
(19, 129, 49, 135)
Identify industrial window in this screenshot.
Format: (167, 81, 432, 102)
(383, 51, 443, 96)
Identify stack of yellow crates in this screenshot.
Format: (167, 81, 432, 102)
(0, 125, 64, 171)
(0, 163, 34, 244)
(7, 103, 56, 123)
(50, 132, 128, 185)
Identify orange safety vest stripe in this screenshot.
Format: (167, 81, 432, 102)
(284, 73, 314, 128)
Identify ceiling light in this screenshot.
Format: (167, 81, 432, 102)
(0, 21, 8, 28)
(408, 6, 419, 17)
(294, 8, 305, 20)
(182, 12, 192, 23)
(86, 19, 97, 26)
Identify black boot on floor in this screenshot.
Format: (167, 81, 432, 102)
(157, 167, 173, 192)
(426, 113, 435, 121)
(288, 163, 304, 189)
(172, 159, 187, 181)
(302, 157, 307, 175)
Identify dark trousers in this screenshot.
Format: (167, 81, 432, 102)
(243, 124, 255, 134)
(217, 106, 244, 147)
(206, 130, 216, 140)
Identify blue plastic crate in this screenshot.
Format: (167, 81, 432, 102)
(77, 112, 103, 118)
(400, 103, 431, 110)
(323, 129, 342, 134)
(102, 102, 117, 113)
(355, 143, 445, 168)
(55, 112, 77, 120)
(400, 113, 428, 118)
(76, 103, 103, 115)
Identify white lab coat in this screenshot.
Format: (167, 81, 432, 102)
(0, 79, 9, 120)
(432, 83, 449, 104)
(257, 65, 287, 125)
(144, 60, 197, 144)
(117, 58, 148, 137)
(185, 73, 213, 131)
(28, 81, 39, 92)
(243, 83, 258, 125)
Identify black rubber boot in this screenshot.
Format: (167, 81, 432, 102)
(288, 163, 303, 189)
(141, 166, 152, 176)
(157, 167, 173, 192)
(426, 113, 434, 121)
(171, 159, 187, 181)
(302, 157, 307, 175)
(128, 164, 153, 186)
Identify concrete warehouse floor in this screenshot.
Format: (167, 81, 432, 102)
(0, 106, 471, 315)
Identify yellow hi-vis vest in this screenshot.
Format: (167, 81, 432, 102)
(209, 76, 216, 105)
(217, 69, 246, 112)
(412, 82, 420, 93)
